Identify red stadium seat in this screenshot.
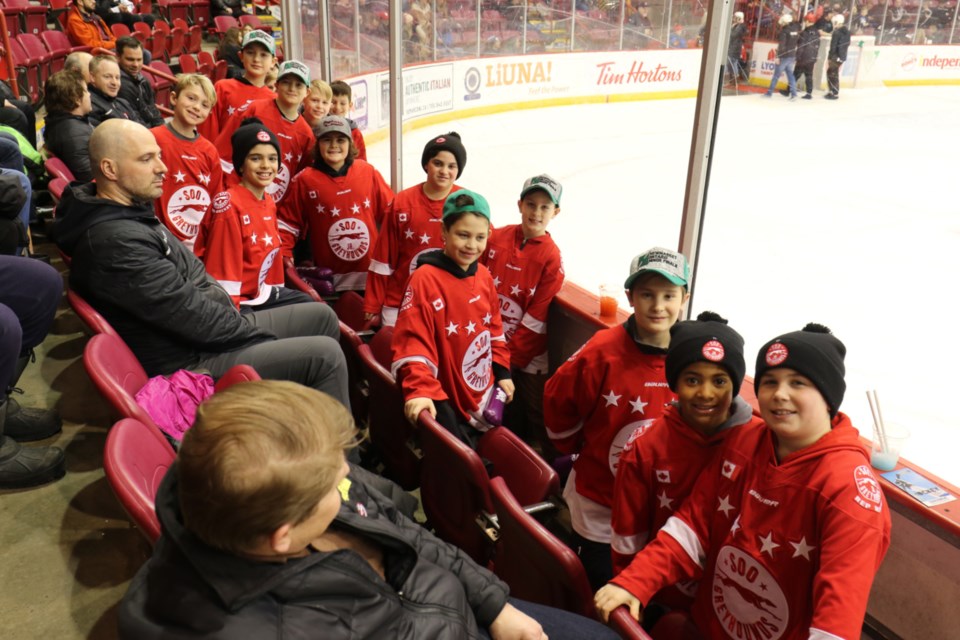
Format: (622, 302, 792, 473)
(41, 32, 90, 77)
(49, 0, 71, 30)
(156, 0, 191, 25)
(169, 25, 187, 58)
(177, 52, 198, 74)
(477, 426, 560, 506)
(103, 417, 175, 544)
(67, 289, 120, 338)
(8, 38, 41, 103)
(333, 291, 371, 426)
(152, 20, 174, 61)
(357, 330, 422, 490)
(609, 607, 654, 639)
(3, 0, 47, 36)
(213, 15, 238, 37)
(189, 0, 210, 30)
(48, 177, 69, 204)
(238, 14, 264, 30)
(213, 58, 228, 81)
(111, 22, 132, 39)
(197, 49, 215, 79)
(489, 476, 595, 618)
(17, 33, 53, 87)
(44, 156, 75, 182)
(147, 59, 175, 107)
(173, 17, 202, 54)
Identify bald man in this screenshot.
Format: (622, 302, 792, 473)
(64, 51, 94, 83)
(54, 120, 349, 406)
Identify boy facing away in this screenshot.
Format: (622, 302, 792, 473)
(151, 73, 223, 252)
(199, 30, 276, 142)
(610, 311, 764, 613)
(544, 247, 690, 590)
(481, 174, 564, 457)
(596, 324, 891, 640)
(118, 380, 617, 639)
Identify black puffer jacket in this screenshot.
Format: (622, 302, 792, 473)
(776, 20, 801, 58)
(119, 68, 165, 128)
(88, 85, 141, 127)
(829, 26, 851, 62)
(796, 25, 821, 65)
(118, 464, 510, 639)
(54, 182, 274, 375)
(43, 111, 94, 181)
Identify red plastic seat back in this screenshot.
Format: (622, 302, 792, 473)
(44, 156, 75, 182)
(83, 332, 157, 429)
(609, 607, 654, 639)
(103, 417, 175, 544)
(67, 289, 120, 338)
(478, 427, 559, 506)
(333, 290, 366, 332)
(489, 476, 596, 618)
(368, 324, 393, 370)
(178, 52, 198, 74)
(48, 177, 69, 203)
(111, 22, 132, 39)
(213, 15, 237, 35)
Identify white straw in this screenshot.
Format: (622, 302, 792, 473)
(866, 390, 889, 453)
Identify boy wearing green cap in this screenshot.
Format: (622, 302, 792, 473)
(391, 190, 514, 447)
(544, 247, 691, 590)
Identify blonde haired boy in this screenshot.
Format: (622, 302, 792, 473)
(303, 79, 333, 128)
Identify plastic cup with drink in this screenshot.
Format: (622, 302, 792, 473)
(599, 284, 619, 318)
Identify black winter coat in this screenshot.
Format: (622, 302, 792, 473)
(776, 20, 801, 58)
(119, 68, 165, 128)
(88, 85, 142, 127)
(43, 111, 95, 182)
(829, 26, 851, 62)
(796, 26, 821, 65)
(53, 183, 274, 375)
(728, 22, 747, 59)
(118, 463, 510, 639)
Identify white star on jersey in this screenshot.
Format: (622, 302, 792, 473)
(227, 106, 236, 115)
(331, 207, 341, 217)
(419, 233, 431, 245)
(790, 537, 815, 560)
(492, 276, 502, 287)
(602, 390, 621, 406)
(363, 197, 371, 208)
(198, 173, 210, 185)
(657, 491, 673, 510)
(250, 233, 258, 244)
(404, 229, 415, 239)
(758, 532, 780, 557)
(174, 170, 186, 183)
(482, 313, 492, 325)
(446, 322, 459, 336)
(510, 284, 522, 296)
(628, 396, 648, 414)
(730, 515, 741, 536)
(717, 495, 734, 516)
(284, 152, 293, 162)
(465, 321, 477, 335)
(351, 203, 360, 215)
(262, 234, 274, 246)
(316, 204, 325, 213)
(529, 287, 536, 296)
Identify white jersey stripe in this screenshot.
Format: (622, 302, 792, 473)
(661, 516, 706, 568)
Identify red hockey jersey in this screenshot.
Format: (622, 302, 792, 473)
(612, 415, 891, 640)
(544, 321, 675, 541)
(481, 225, 564, 373)
(391, 254, 511, 431)
(150, 124, 224, 252)
(363, 183, 460, 325)
(277, 160, 393, 292)
(214, 98, 314, 204)
(197, 184, 284, 307)
(198, 78, 275, 142)
(611, 399, 764, 608)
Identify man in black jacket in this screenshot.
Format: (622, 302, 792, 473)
(763, 12, 801, 99)
(88, 54, 142, 127)
(43, 70, 95, 182)
(826, 14, 851, 99)
(783, 13, 820, 99)
(116, 36, 164, 128)
(54, 119, 349, 406)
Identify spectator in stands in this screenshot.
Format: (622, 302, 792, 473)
(64, 51, 94, 83)
(0, 255, 65, 489)
(66, 0, 118, 51)
(199, 30, 276, 142)
(825, 13, 850, 100)
(201, 118, 313, 309)
(217, 26, 245, 80)
(151, 74, 223, 251)
(482, 174, 565, 461)
(0, 137, 31, 255)
(391, 190, 514, 447)
(88, 55, 141, 126)
(364, 132, 466, 328)
(302, 79, 332, 129)
(763, 12, 800, 100)
(727, 11, 747, 83)
(668, 24, 687, 48)
(0, 81, 37, 149)
(43, 70, 95, 182)
(116, 37, 164, 128)
(329, 80, 366, 161)
(213, 60, 314, 206)
(117, 380, 618, 639)
(53, 119, 349, 405)
(544, 247, 690, 591)
(627, 1, 654, 48)
(95, 0, 156, 29)
(211, 0, 245, 19)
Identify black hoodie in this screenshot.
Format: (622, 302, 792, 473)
(55, 183, 274, 375)
(43, 111, 95, 182)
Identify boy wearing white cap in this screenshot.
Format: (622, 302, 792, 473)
(213, 60, 315, 204)
(199, 30, 276, 141)
(544, 247, 690, 590)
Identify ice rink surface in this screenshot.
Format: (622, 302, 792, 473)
(368, 85, 960, 485)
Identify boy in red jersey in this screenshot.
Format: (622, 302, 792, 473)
(151, 74, 223, 252)
(214, 60, 315, 205)
(278, 115, 392, 293)
(596, 324, 891, 640)
(610, 311, 763, 617)
(302, 79, 333, 129)
(329, 80, 367, 162)
(364, 132, 466, 327)
(391, 190, 513, 447)
(482, 174, 564, 458)
(198, 30, 276, 142)
(544, 247, 690, 590)
(199, 118, 311, 310)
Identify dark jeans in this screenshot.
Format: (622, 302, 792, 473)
(0, 256, 61, 390)
(478, 597, 619, 639)
(827, 59, 843, 95)
(795, 61, 815, 94)
(571, 531, 613, 592)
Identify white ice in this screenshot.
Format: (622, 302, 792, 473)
(367, 85, 960, 487)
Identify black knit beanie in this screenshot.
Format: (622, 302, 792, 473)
(754, 323, 847, 417)
(666, 311, 746, 397)
(0, 173, 26, 220)
(421, 132, 466, 178)
(231, 117, 281, 177)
